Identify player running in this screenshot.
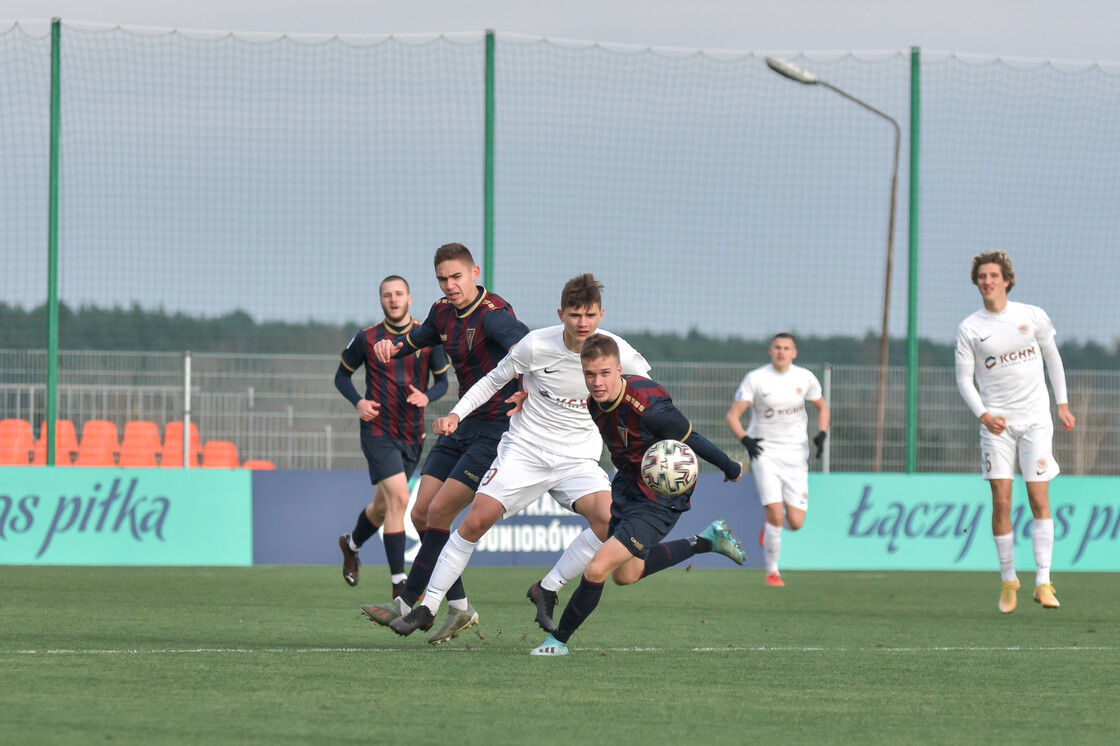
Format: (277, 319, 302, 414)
(388, 274, 661, 638)
(725, 332, 829, 587)
(531, 333, 745, 656)
(335, 275, 449, 596)
(956, 250, 1075, 613)
(360, 243, 529, 643)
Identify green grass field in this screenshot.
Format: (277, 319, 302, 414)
(3, 566, 1118, 744)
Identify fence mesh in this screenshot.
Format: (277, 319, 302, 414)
(1, 22, 1118, 472)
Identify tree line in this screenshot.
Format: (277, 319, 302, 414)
(2, 302, 1117, 369)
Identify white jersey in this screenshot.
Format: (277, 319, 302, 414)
(955, 300, 1068, 426)
(733, 363, 822, 455)
(450, 325, 650, 460)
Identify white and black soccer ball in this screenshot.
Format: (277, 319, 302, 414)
(640, 439, 698, 497)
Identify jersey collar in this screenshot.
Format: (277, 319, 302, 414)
(455, 287, 487, 319)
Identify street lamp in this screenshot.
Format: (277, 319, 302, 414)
(766, 56, 900, 473)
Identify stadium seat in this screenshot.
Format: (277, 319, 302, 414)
(75, 420, 121, 467)
(161, 421, 202, 467)
(120, 420, 162, 468)
(202, 440, 240, 469)
(0, 418, 35, 465)
(241, 459, 275, 470)
(31, 420, 79, 466)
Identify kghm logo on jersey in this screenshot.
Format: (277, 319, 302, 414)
(985, 346, 1037, 369)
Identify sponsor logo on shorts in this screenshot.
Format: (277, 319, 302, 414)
(630, 537, 644, 551)
(464, 470, 481, 485)
(1037, 457, 1048, 473)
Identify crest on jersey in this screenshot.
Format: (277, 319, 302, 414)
(467, 328, 476, 348)
(764, 408, 775, 418)
(617, 427, 629, 447)
(1019, 324, 1031, 335)
(796, 387, 803, 395)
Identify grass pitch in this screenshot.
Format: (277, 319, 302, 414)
(2, 566, 1118, 744)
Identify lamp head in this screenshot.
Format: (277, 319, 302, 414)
(765, 57, 820, 85)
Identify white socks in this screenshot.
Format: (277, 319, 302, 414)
(994, 532, 1016, 582)
(541, 528, 602, 593)
(422, 530, 476, 613)
(763, 523, 782, 575)
(1032, 518, 1054, 586)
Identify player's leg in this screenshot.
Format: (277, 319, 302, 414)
(981, 427, 1019, 613)
(378, 471, 412, 597)
(753, 455, 786, 586)
(528, 463, 613, 633)
(1021, 423, 1060, 608)
(532, 537, 634, 656)
(340, 435, 400, 587)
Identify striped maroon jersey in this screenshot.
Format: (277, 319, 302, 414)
(340, 319, 450, 442)
(402, 288, 529, 421)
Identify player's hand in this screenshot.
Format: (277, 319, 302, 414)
(405, 385, 429, 408)
(372, 339, 402, 363)
(740, 435, 764, 460)
(980, 412, 1006, 435)
(356, 399, 380, 421)
(505, 390, 528, 416)
(812, 431, 827, 458)
(1057, 403, 1076, 432)
(723, 461, 743, 483)
(433, 413, 460, 435)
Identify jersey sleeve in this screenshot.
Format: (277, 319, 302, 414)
(399, 310, 443, 356)
(339, 331, 366, 372)
(1034, 308, 1069, 405)
(955, 322, 987, 419)
(450, 335, 533, 420)
(618, 338, 652, 376)
(484, 308, 530, 352)
(804, 370, 823, 402)
(732, 372, 754, 404)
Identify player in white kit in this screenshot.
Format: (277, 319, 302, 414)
(725, 333, 829, 587)
(387, 274, 652, 637)
(955, 250, 1075, 613)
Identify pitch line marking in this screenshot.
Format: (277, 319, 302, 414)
(9, 645, 1114, 656)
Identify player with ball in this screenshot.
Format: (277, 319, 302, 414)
(531, 333, 746, 656)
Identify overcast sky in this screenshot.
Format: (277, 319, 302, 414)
(5, 0, 1119, 61)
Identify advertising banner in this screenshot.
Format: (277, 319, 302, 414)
(0, 467, 252, 565)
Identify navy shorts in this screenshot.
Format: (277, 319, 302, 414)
(420, 417, 507, 491)
(607, 474, 685, 560)
(360, 432, 423, 485)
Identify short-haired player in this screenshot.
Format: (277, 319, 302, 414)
(956, 250, 1075, 613)
(530, 334, 746, 656)
(725, 332, 829, 587)
(335, 275, 450, 596)
(361, 244, 529, 643)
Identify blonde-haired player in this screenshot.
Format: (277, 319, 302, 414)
(956, 250, 1075, 613)
(726, 333, 829, 587)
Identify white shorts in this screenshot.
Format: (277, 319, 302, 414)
(476, 437, 611, 518)
(979, 420, 1059, 482)
(750, 450, 809, 511)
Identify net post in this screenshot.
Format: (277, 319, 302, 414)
(483, 29, 496, 289)
(905, 46, 921, 474)
(46, 17, 62, 466)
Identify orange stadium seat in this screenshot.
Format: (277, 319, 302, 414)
(0, 418, 35, 465)
(120, 421, 162, 468)
(201, 440, 240, 469)
(241, 459, 275, 470)
(32, 420, 79, 466)
(161, 421, 202, 468)
(75, 420, 121, 467)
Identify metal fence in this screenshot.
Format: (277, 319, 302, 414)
(2, 349, 1115, 474)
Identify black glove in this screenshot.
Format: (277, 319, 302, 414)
(813, 431, 827, 458)
(740, 435, 764, 460)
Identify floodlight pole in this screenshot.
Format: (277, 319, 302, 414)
(766, 57, 900, 472)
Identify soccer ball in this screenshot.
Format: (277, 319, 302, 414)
(640, 439, 698, 497)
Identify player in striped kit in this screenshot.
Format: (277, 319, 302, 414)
(335, 275, 450, 596)
(955, 250, 1075, 613)
(530, 333, 745, 656)
(725, 333, 829, 587)
(361, 243, 530, 643)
